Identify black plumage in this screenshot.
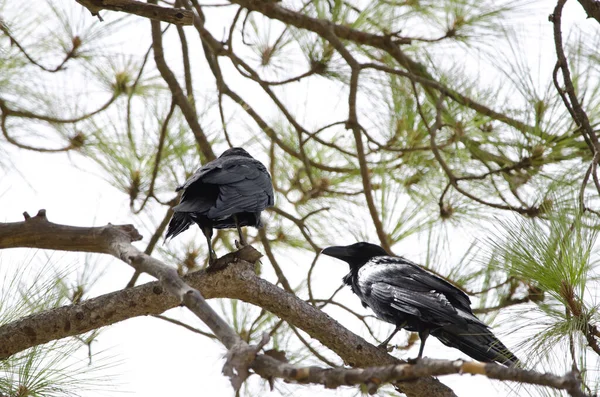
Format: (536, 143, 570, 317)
(166, 147, 274, 263)
(322, 242, 520, 366)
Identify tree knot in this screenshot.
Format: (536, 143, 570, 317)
(222, 333, 270, 392)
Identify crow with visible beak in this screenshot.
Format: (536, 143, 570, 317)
(322, 242, 519, 365)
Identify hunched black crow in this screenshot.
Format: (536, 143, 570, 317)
(166, 147, 274, 263)
(322, 242, 520, 366)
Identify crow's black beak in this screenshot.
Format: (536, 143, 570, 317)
(321, 246, 350, 260)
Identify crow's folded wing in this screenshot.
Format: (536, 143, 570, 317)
(176, 161, 223, 192)
(205, 161, 273, 218)
(361, 261, 480, 327)
(177, 155, 262, 189)
(173, 190, 216, 213)
(404, 265, 472, 312)
(369, 281, 467, 327)
(175, 156, 274, 218)
(366, 258, 472, 312)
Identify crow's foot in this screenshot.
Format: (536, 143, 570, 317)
(235, 238, 248, 249)
(207, 251, 218, 266)
(377, 343, 395, 352)
(406, 356, 422, 365)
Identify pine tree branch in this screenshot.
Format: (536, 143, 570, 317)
(75, 0, 193, 25)
(126, 200, 177, 288)
(0, 210, 455, 397)
(250, 358, 589, 397)
(0, 21, 78, 72)
(421, 95, 539, 216)
(551, 0, 600, 210)
(0, 210, 454, 397)
(0, 94, 118, 124)
(257, 228, 294, 293)
(576, 0, 600, 25)
(560, 281, 600, 357)
(150, 14, 216, 163)
(472, 296, 530, 314)
(319, 26, 391, 252)
(180, 0, 354, 174)
(227, 0, 535, 135)
(0, 209, 261, 391)
(226, 0, 411, 48)
(151, 314, 217, 339)
(0, 111, 74, 152)
(551, 0, 596, 148)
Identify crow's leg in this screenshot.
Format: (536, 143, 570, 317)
(202, 226, 217, 265)
(416, 328, 430, 359)
(233, 214, 246, 248)
(378, 325, 403, 349)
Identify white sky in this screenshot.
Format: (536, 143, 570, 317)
(0, 0, 596, 396)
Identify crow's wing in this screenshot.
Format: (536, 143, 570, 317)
(173, 187, 217, 213)
(175, 156, 273, 219)
(176, 155, 263, 189)
(361, 261, 480, 327)
(176, 157, 227, 192)
(369, 257, 471, 310)
(200, 159, 273, 219)
(369, 281, 468, 327)
(401, 261, 472, 311)
(208, 185, 271, 219)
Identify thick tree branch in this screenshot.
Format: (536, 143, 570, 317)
(75, 0, 193, 25)
(0, 210, 260, 390)
(227, 0, 411, 48)
(0, 209, 142, 253)
(251, 358, 588, 397)
(576, 0, 600, 24)
(0, 211, 455, 397)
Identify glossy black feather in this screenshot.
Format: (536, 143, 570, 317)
(166, 147, 274, 240)
(322, 242, 520, 366)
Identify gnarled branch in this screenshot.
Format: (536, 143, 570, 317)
(0, 210, 455, 397)
(75, 0, 193, 25)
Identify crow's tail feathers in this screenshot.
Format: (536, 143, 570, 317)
(165, 212, 193, 241)
(433, 323, 520, 366)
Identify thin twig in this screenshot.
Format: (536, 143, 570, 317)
(152, 314, 217, 339)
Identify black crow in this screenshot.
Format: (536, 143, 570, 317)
(166, 147, 274, 263)
(322, 242, 520, 365)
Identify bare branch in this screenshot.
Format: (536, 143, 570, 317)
(151, 314, 217, 339)
(576, 0, 600, 25)
(251, 358, 588, 397)
(75, 0, 193, 25)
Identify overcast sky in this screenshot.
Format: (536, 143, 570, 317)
(1, 1, 596, 396)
